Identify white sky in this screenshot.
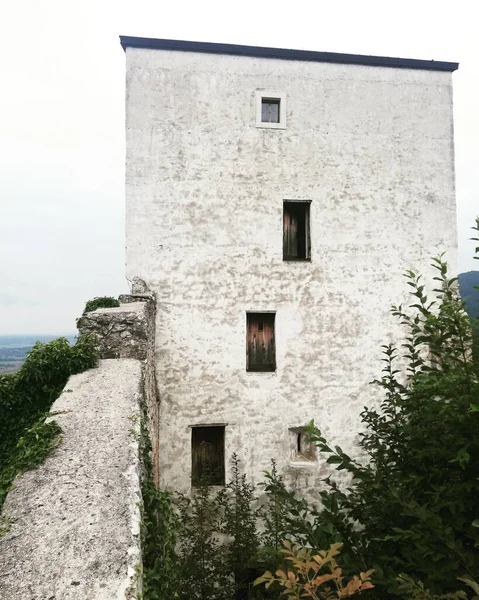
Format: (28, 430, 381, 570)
(0, 0, 477, 335)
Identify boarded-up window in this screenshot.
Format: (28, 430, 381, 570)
(191, 426, 225, 486)
(247, 313, 276, 372)
(283, 201, 311, 260)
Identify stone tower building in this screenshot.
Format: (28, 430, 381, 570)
(121, 36, 458, 493)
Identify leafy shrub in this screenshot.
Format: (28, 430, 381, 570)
(260, 461, 293, 550)
(397, 574, 479, 599)
(254, 540, 374, 599)
(83, 296, 120, 313)
(217, 454, 261, 599)
(141, 455, 278, 600)
(177, 479, 233, 600)
(300, 253, 479, 596)
(0, 335, 97, 510)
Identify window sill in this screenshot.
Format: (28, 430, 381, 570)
(245, 372, 277, 379)
(289, 460, 316, 468)
(191, 483, 225, 490)
(246, 365, 276, 373)
(256, 122, 286, 130)
(283, 257, 311, 262)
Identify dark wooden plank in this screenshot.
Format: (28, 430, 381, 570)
(247, 314, 276, 371)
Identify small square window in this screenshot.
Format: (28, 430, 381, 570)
(261, 98, 280, 123)
(283, 201, 311, 261)
(246, 312, 276, 372)
(191, 426, 225, 486)
(255, 91, 286, 129)
(289, 427, 316, 462)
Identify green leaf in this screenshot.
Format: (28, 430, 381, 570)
(458, 577, 479, 596)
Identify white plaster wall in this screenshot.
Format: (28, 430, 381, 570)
(125, 48, 457, 494)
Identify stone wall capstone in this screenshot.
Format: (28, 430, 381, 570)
(77, 297, 155, 360)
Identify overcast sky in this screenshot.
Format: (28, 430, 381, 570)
(0, 0, 477, 335)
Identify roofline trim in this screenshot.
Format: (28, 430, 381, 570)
(119, 36, 458, 72)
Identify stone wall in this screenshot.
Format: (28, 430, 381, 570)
(77, 295, 154, 361)
(0, 294, 160, 598)
(0, 360, 144, 600)
(77, 293, 160, 482)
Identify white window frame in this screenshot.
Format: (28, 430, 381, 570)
(255, 90, 286, 129)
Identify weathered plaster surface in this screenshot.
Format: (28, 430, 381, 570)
(125, 48, 457, 493)
(78, 297, 160, 482)
(0, 360, 143, 600)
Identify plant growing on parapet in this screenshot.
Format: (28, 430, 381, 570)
(254, 540, 374, 599)
(0, 335, 98, 511)
(300, 251, 479, 597)
(83, 296, 120, 313)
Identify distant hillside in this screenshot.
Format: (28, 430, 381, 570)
(458, 271, 479, 317)
(0, 334, 76, 374)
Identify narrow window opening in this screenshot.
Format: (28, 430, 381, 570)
(247, 313, 276, 372)
(191, 426, 225, 486)
(297, 433, 303, 454)
(290, 427, 316, 462)
(261, 98, 280, 123)
(283, 201, 311, 261)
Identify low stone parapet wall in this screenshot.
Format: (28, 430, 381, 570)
(1, 288, 160, 598)
(77, 299, 154, 360)
(0, 359, 144, 600)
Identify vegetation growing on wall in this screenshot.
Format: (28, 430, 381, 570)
(83, 296, 120, 313)
(0, 335, 97, 512)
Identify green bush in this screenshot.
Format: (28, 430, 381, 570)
(216, 455, 261, 599)
(0, 335, 98, 510)
(299, 253, 479, 597)
(141, 454, 276, 600)
(83, 296, 120, 313)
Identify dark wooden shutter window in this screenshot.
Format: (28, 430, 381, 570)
(283, 201, 311, 261)
(247, 313, 276, 372)
(191, 426, 225, 486)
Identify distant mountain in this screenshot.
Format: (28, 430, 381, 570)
(458, 271, 479, 317)
(0, 334, 76, 348)
(0, 334, 76, 374)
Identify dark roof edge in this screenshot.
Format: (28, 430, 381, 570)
(119, 36, 459, 72)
